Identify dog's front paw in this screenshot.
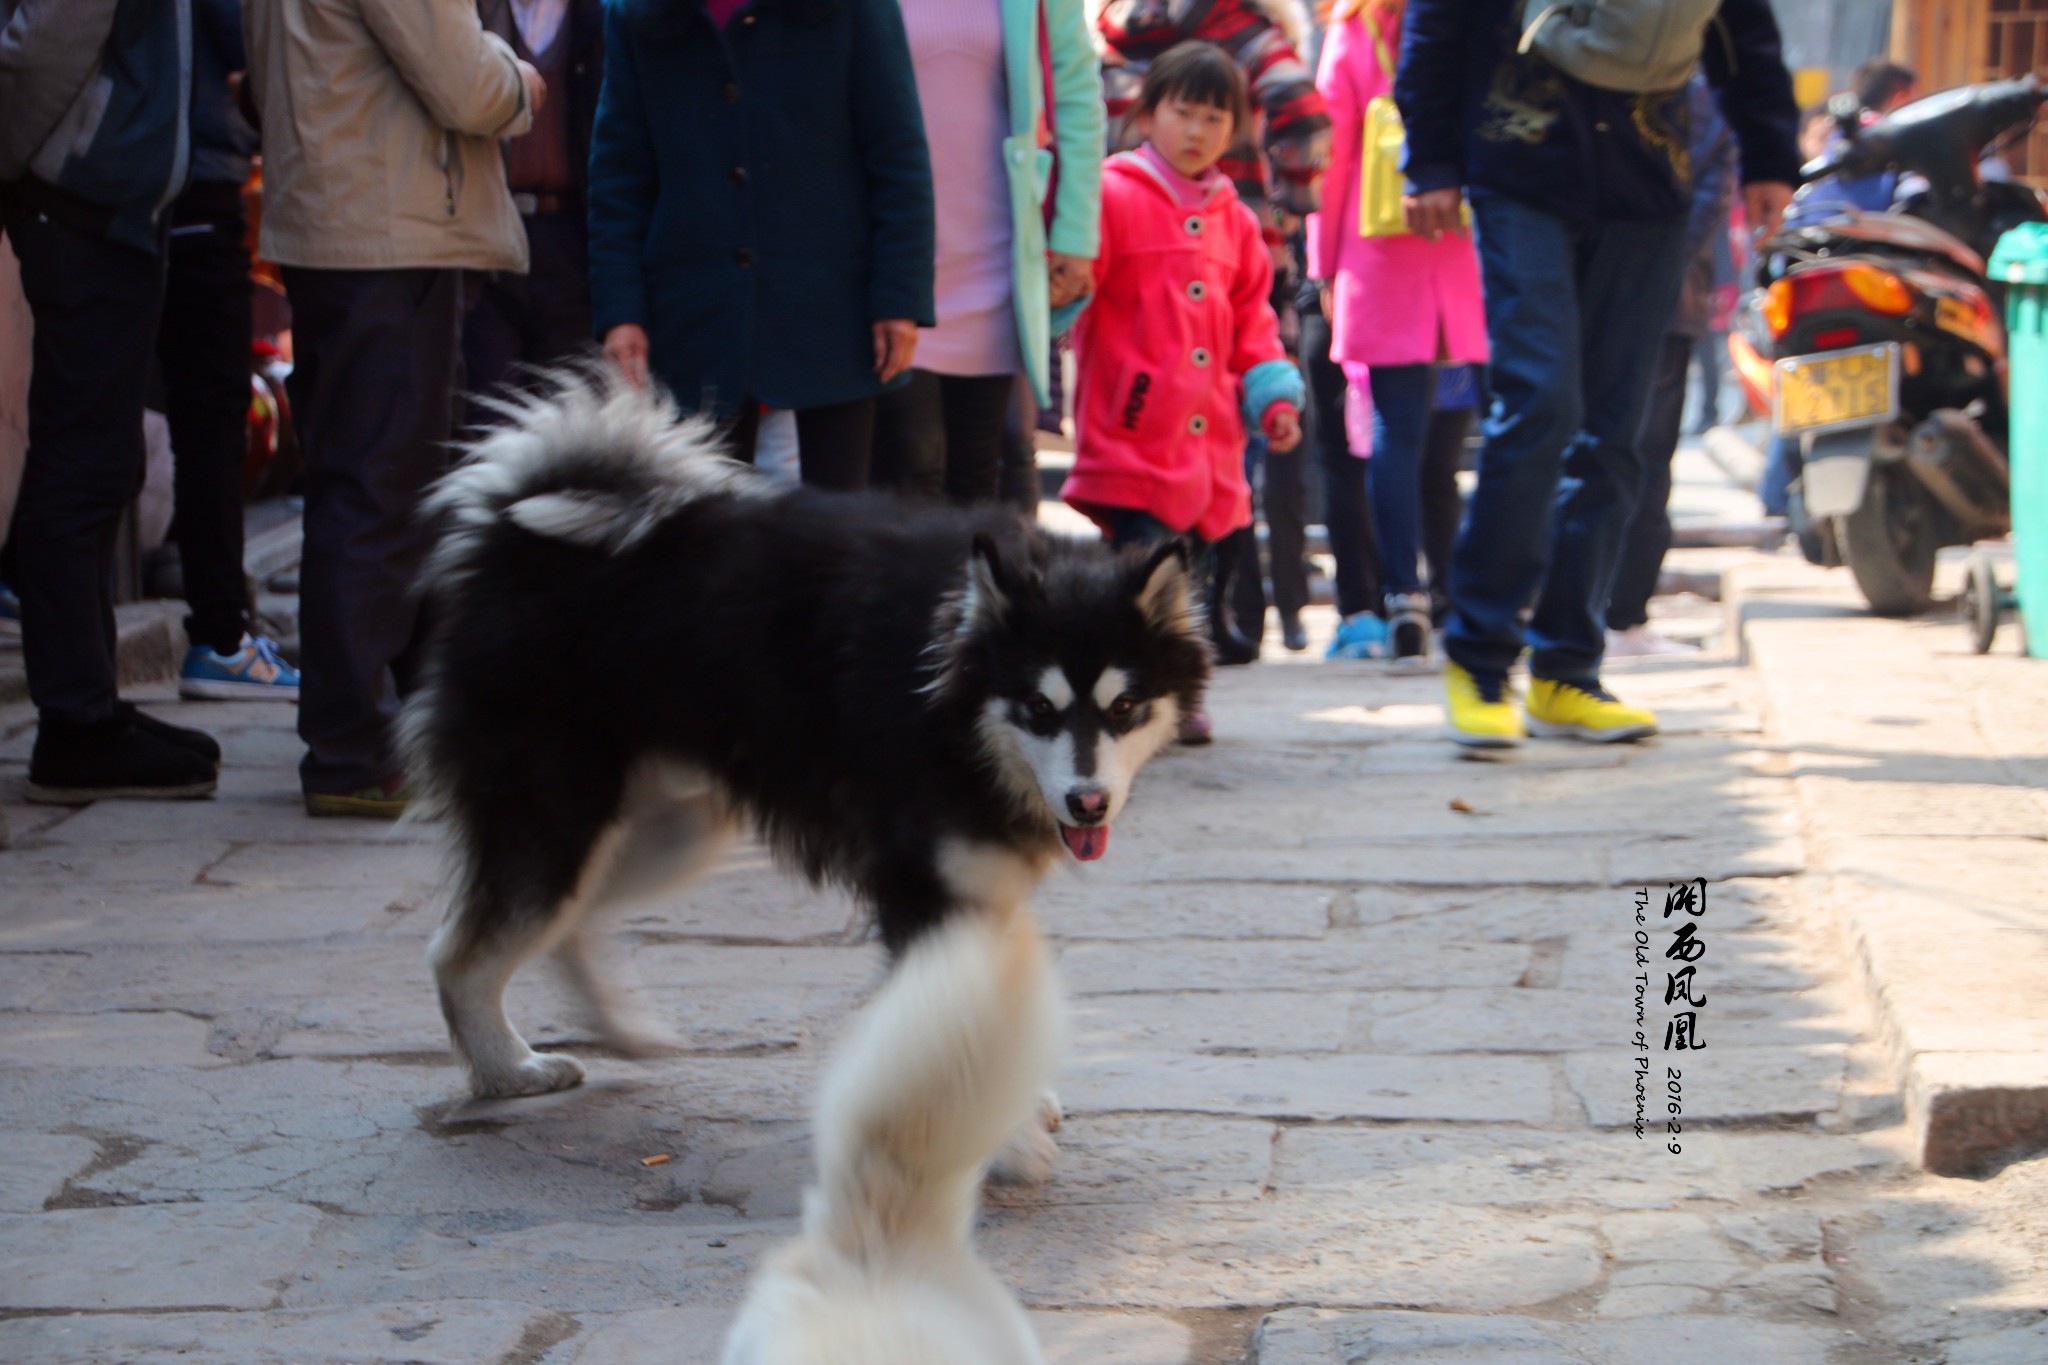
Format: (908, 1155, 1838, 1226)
(473, 1051, 587, 1098)
(987, 1110, 1060, 1186)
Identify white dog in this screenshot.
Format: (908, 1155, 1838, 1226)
(721, 908, 1060, 1365)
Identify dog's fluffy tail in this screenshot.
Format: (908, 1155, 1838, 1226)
(420, 366, 757, 588)
(810, 909, 1061, 1260)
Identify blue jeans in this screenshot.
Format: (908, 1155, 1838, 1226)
(1367, 363, 1438, 597)
(1444, 193, 1689, 683)
(1759, 433, 1799, 518)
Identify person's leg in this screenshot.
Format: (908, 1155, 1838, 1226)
(523, 213, 594, 366)
(1759, 432, 1799, 518)
(1605, 333, 1692, 633)
(1443, 194, 1587, 686)
(461, 271, 526, 433)
(1263, 428, 1310, 645)
(158, 188, 257, 658)
(9, 212, 164, 725)
(1366, 363, 1437, 600)
(870, 369, 946, 498)
(1223, 438, 1267, 662)
(1420, 401, 1473, 616)
(1524, 215, 1689, 685)
(1302, 306, 1379, 620)
(286, 267, 464, 802)
(1689, 328, 1723, 433)
(999, 374, 1042, 515)
(937, 372, 1017, 505)
(8, 207, 219, 797)
(793, 396, 877, 492)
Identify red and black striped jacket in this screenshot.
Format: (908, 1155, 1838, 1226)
(1095, 0, 1330, 238)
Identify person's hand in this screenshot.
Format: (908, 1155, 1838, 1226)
(1403, 187, 1465, 241)
(1316, 281, 1333, 321)
(1744, 181, 1795, 241)
(517, 59, 547, 116)
(1263, 404, 1302, 453)
(604, 323, 650, 388)
(873, 319, 918, 383)
(1048, 252, 1093, 309)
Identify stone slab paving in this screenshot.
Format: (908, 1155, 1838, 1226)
(1734, 554, 2048, 1178)
(1, 608, 2045, 1363)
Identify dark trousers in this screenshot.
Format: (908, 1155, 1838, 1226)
(870, 369, 1017, 503)
(3, 204, 165, 725)
(158, 183, 256, 655)
(1420, 402, 1474, 614)
(1444, 193, 1688, 682)
(998, 373, 1041, 514)
(1607, 333, 1693, 631)
(462, 212, 592, 426)
(283, 266, 464, 795)
(726, 396, 877, 491)
(1301, 306, 1381, 619)
(1366, 363, 1439, 597)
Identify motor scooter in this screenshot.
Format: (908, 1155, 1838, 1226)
(1730, 76, 2048, 615)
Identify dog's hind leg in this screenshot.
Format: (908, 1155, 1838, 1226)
(432, 818, 628, 1098)
(557, 772, 737, 1059)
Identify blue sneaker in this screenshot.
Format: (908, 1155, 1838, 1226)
(1325, 611, 1389, 660)
(0, 581, 19, 640)
(180, 633, 301, 701)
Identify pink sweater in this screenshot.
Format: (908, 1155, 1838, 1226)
(1306, 12, 1487, 369)
(900, 0, 1021, 376)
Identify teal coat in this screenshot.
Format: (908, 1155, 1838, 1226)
(997, 0, 1105, 406)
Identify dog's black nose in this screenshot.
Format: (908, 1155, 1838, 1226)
(1066, 789, 1108, 823)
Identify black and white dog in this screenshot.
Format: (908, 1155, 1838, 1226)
(402, 376, 1208, 1152)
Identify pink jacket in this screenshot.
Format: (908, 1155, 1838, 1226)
(1306, 11, 1488, 370)
(1064, 152, 1293, 542)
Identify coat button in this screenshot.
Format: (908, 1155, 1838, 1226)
(725, 83, 740, 104)
(730, 167, 748, 188)
(741, 13, 755, 23)
(1186, 280, 1206, 300)
(1191, 347, 1211, 367)
(1184, 215, 1204, 235)
(1595, 120, 1611, 132)
(1189, 414, 1207, 434)
(736, 248, 754, 268)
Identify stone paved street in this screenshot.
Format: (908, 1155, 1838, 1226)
(3, 542, 2047, 1364)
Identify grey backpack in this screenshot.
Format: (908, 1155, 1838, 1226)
(1519, 0, 1723, 93)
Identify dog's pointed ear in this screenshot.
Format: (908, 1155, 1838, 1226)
(966, 532, 1014, 627)
(1132, 537, 1196, 632)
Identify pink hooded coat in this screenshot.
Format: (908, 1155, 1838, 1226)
(1306, 8, 1488, 369)
(1064, 152, 1288, 542)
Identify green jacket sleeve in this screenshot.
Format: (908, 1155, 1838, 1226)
(1044, 0, 1104, 260)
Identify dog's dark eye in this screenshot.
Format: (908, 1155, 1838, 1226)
(1027, 695, 1059, 721)
(1106, 694, 1137, 720)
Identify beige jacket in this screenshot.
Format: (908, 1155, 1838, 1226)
(244, 0, 534, 271)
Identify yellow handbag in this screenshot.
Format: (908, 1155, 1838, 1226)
(1354, 13, 1467, 239)
(1356, 16, 1409, 239)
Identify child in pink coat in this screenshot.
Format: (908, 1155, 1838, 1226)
(1062, 43, 1303, 739)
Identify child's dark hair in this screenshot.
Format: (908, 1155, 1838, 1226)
(1133, 42, 1250, 137)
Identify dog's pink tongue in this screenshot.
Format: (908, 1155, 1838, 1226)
(1061, 824, 1109, 861)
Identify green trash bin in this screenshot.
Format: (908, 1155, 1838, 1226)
(1991, 222, 2048, 658)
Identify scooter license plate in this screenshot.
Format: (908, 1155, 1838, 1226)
(1772, 344, 1900, 436)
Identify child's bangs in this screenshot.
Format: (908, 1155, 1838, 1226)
(1138, 43, 1251, 131)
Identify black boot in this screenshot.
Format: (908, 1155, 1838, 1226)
(27, 712, 220, 805)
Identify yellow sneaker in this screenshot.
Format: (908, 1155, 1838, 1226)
(1444, 662, 1525, 748)
(1526, 677, 1658, 743)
